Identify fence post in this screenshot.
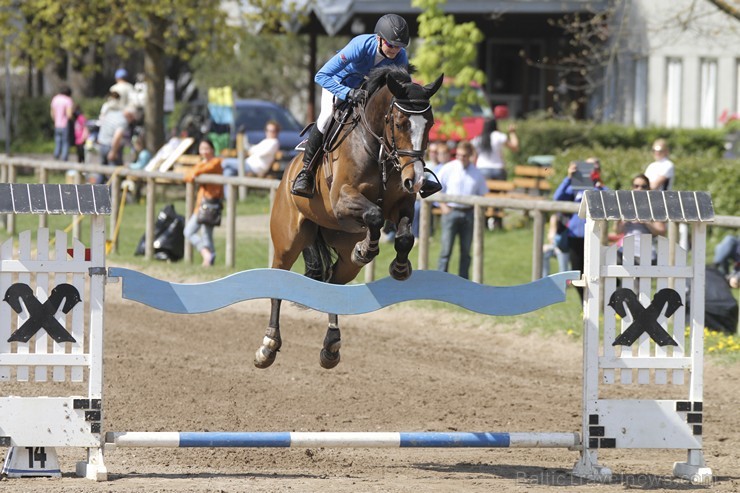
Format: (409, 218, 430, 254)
(110, 174, 120, 254)
(418, 200, 431, 270)
(72, 169, 81, 239)
(145, 177, 155, 260)
(531, 209, 545, 281)
(38, 167, 48, 229)
(472, 204, 484, 284)
(184, 181, 194, 263)
(226, 183, 236, 268)
(236, 132, 247, 201)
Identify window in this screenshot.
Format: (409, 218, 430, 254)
(633, 58, 647, 127)
(665, 58, 682, 127)
(735, 59, 740, 116)
(699, 58, 718, 128)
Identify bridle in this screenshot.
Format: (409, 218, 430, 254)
(357, 94, 432, 187)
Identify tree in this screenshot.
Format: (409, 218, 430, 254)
(411, 0, 487, 139)
(0, 0, 236, 150)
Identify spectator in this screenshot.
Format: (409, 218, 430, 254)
(435, 142, 452, 172)
(553, 157, 607, 301)
(436, 140, 488, 279)
(128, 135, 152, 171)
(131, 72, 147, 111)
(291, 13, 411, 198)
(96, 106, 137, 183)
(183, 139, 224, 267)
(542, 213, 570, 277)
(110, 68, 134, 109)
(645, 138, 675, 190)
(714, 234, 740, 289)
(472, 118, 519, 181)
(70, 104, 89, 164)
(50, 86, 74, 161)
(223, 120, 281, 178)
(99, 91, 122, 120)
(614, 174, 666, 265)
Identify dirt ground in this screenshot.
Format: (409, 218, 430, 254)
(2, 281, 739, 492)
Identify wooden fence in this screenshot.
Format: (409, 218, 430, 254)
(2, 156, 739, 284)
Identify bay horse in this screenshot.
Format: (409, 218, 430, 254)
(255, 65, 443, 369)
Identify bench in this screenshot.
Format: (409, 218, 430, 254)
(512, 165, 553, 196)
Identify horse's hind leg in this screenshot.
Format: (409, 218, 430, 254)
(390, 216, 414, 280)
(319, 313, 341, 369)
(254, 298, 282, 369)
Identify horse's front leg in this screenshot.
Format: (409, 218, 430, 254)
(390, 216, 414, 280)
(319, 313, 341, 369)
(254, 298, 282, 368)
(351, 207, 383, 265)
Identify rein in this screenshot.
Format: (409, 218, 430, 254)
(357, 95, 431, 188)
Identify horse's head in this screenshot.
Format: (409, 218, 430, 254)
(381, 72, 443, 194)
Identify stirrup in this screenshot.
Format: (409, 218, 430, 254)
(419, 167, 442, 199)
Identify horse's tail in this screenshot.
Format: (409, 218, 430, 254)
(302, 230, 335, 282)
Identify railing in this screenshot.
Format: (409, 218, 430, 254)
(2, 156, 739, 283)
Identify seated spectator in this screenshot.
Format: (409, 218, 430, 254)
(542, 213, 570, 277)
(223, 120, 281, 178)
(615, 174, 666, 265)
(714, 234, 740, 289)
(128, 135, 152, 171)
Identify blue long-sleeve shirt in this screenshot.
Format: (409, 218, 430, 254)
(553, 177, 606, 238)
(315, 34, 409, 102)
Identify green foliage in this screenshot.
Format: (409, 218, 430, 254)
(510, 120, 737, 217)
(411, 0, 486, 139)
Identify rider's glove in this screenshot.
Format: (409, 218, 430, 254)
(348, 88, 367, 103)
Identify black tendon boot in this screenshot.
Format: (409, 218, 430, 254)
(291, 126, 324, 198)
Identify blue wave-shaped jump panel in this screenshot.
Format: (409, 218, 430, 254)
(108, 268, 579, 316)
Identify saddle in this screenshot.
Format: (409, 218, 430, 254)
(296, 100, 357, 156)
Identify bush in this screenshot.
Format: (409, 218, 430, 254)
(507, 120, 736, 217)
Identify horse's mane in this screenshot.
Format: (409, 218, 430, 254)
(364, 65, 412, 97)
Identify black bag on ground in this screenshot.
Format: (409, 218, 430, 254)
(134, 204, 185, 261)
(196, 198, 222, 227)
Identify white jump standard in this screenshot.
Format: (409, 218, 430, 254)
(0, 185, 716, 484)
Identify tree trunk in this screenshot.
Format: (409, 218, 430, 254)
(144, 20, 166, 151)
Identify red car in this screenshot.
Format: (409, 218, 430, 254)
(427, 81, 495, 143)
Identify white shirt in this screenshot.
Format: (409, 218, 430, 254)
(473, 130, 508, 170)
(110, 81, 135, 108)
(245, 137, 280, 177)
(644, 158, 675, 190)
(437, 159, 488, 208)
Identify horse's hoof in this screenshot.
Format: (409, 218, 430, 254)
(390, 261, 412, 281)
(320, 348, 341, 369)
(254, 347, 277, 369)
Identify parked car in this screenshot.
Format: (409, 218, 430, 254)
(426, 81, 494, 143)
(176, 99, 305, 177)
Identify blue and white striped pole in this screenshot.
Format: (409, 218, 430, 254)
(106, 432, 579, 450)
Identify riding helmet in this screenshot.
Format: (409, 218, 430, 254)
(375, 14, 409, 48)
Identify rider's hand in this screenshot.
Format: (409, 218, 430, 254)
(348, 88, 366, 103)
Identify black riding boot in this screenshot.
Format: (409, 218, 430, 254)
(291, 126, 324, 198)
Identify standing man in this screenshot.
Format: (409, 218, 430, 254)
(291, 14, 410, 198)
(645, 138, 675, 190)
(95, 106, 136, 183)
(436, 140, 488, 279)
(110, 68, 135, 109)
(50, 86, 74, 161)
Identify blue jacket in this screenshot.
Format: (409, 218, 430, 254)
(553, 177, 607, 238)
(315, 34, 409, 102)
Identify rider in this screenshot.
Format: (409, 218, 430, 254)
(291, 14, 440, 199)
